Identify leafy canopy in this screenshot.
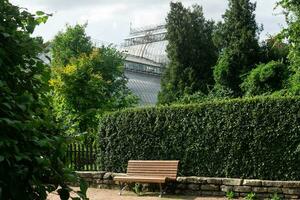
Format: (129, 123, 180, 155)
(278, 0, 300, 95)
(50, 25, 137, 138)
(213, 0, 261, 96)
(241, 61, 289, 96)
(51, 24, 93, 67)
(159, 2, 218, 104)
(50, 47, 137, 137)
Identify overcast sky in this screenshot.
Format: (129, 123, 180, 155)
(11, 0, 286, 44)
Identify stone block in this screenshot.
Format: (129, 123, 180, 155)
(220, 185, 233, 192)
(83, 177, 94, 182)
(262, 180, 284, 187)
(103, 172, 113, 180)
(92, 171, 106, 179)
(282, 188, 300, 195)
(175, 189, 182, 194)
(187, 183, 200, 191)
(252, 187, 268, 193)
(206, 178, 223, 185)
(185, 176, 207, 184)
(95, 179, 103, 184)
(268, 187, 282, 193)
(111, 173, 126, 180)
(177, 177, 187, 183)
(201, 191, 224, 196)
(76, 171, 96, 178)
(201, 184, 220, 191)
(233, 186, 252, 193)
(177, 183, 187, 189)
(285, 194, 300, 199)
(182, 189, 198, 195)
(201, 191, 214, 196)
(243, 179, 262, 186)
(102, 180, 114, 185)
(256, 193, 271, 199)
(222, 178, 243, 186)
(238, 192, 247, 197)
(282, 181, 300, 188)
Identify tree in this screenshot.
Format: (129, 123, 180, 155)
(241, 61, 289, 96)
(278, 0, 300, 95)
(50, 27, 138, 138)
(260, 36, 289, 64)
(158, 2, 218, 104)
(51, 24, 93, 67)
(213, 0, 261, 96)
(0, 1, 87, 199)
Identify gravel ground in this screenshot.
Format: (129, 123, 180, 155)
(47, 188, 228, 200)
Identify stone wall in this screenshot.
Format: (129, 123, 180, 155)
(76, 172, 300, 199)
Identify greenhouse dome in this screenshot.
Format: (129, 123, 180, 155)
(120, 24, 168, 105)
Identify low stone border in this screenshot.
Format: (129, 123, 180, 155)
(76, 171, 300, 199)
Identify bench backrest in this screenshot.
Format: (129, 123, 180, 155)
(127, 160, 179, 180)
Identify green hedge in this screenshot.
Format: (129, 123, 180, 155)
(98, 97, 300, 180)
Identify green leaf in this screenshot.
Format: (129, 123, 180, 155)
(36, 11, 45, 16)
(79, 178, 88, 196)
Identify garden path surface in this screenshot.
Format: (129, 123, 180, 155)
(47, 188, 228, 200)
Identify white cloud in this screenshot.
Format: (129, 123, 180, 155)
(10, 0, 286, 43)
(79, 3, 129, 23)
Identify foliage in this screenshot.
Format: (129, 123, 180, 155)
(271, 193, 281, 200)
(0, 1, 87, 199)
(278, 0, 300, 95)
(175, 85, 234, 104)
(159, 2, 218, 104)
(50, 46, 138, 139)
(244, 192, 257, 200)
(98, 97, 300, 180)
(132, 183, 143, 195)
(213, 0, 261, 96)
(241, 61, 289, 96)
(51, 24, 93, 67)
(260, 36, 289, 64)
(226, 191, 235, 199)
(50, 25, 137, 140)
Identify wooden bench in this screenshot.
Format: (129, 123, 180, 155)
(114, 160, 179, 197)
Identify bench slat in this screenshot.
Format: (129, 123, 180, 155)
(127, 169, 178, 172)
(114, 176, 166, 183)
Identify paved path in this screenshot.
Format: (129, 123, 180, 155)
(47, 188, 227, 200)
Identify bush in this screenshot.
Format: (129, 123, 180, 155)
(241, 61, 289, 96)
(175, 85, 234, 104)
(98, 96, 300, 180)
(0, 1, 87, 199)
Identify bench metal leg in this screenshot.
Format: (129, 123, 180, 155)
(119, 183, 127, 195)
(159, 183, 163, 198)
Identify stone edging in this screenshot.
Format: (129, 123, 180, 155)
(76, 171, 300, 199)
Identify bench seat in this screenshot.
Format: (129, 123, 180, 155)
(114, 175, 166, 183)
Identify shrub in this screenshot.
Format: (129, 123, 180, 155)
(98, 96, 300, 180)
(0, 1, 87, 199)
(241, 61, 289, 96)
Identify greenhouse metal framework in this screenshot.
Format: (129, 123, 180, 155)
(119, 24, 168, 105)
